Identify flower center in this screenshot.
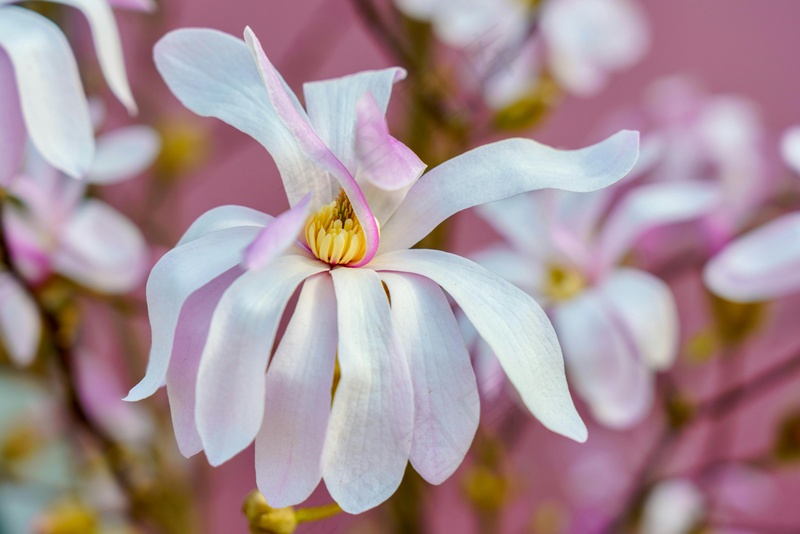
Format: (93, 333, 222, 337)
(543, 264, 585, 302)
(305, 190, 366, 266)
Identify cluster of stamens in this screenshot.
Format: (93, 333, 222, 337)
(543, 264, 585, 302)
(305, 190, 366, 265)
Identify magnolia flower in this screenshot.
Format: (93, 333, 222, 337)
(124, 27, 639, 513)
(0, 124, 157, 366)
(0, 0, 151, 183)
(471, 181, 717, 427)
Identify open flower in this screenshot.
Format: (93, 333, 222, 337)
(471, 181, 717, 427)
(124, 27, 639, 513)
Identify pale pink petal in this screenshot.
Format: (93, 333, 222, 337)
(124, 226, 263, 402)
(196, 255, 328, 466)
(475, 192, 555, 259)
(51, 199, 147, 293)
(470, 246, 543, 295)
(154, 29, 330, 208)
(704, 212, 800, 302)
(107, 0, 156, 12)
(243, 193, 311, 270)
(87, 126, 161, 185)
(0, 271, 40, 366)
(178, 205, 273, 246)
(256, 274, 337, 507)
(379, 130, 639, 253)
(381, 272, 479, 485)
(243, 28, 381, 267)
(370, 249, 587, 442)
(780, 125, 800, 176)
(0, 50, 23, 187)
(642, 479, 705, 534)
(0, 7, 93, 179)
(323, 268, 414, 514)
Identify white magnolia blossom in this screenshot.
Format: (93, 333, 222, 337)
(124, 26, 640, 513)
(470, 181, 717, 428)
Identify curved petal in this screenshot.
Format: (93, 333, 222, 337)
(196, 255, 328, 466)
(243, 193, 311, 270)
(324, 267, 414, 514)
(177, 205, 273, 246)
(0, 272, 40, 366)
(256, 274, 337, 507)
(0, 51, 24, 187)
(704, 212, 800, 302)
(554, 289, 654, 428)
(370, 249, 587, 442)
(304, 67, 406, 173)
(381, 272, 479, 485)
(124, 226, 263, 402)
(87, 125, 161, 184)
(153, 29, 329, 207)
(243, 28, 380, 267)
(51, 199, 147, 293)
(379, 130, 640, 253)
(166, 268, 241, 458)
(597, 181, 720, 269)
(0, 7, 93, 179)
(781, 125, 800, 176)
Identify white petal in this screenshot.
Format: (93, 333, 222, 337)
(87, 126, 161, 184)
(642, 479, 705, 534)
(704, 212, 800, 302)
(370, 249, 587, 442)
(177, 205, 273, 246)
(256, 274, 337, 507)
(0, 7, 93, 178)
(0, 51, 24, 187)
(381, 272, 479, 485)
(154, 29, 328, 207)
(476, 192, 554, 259)
(323, 267, 414, 514)
(125, 226, 263, 402)
(380, 130, 639, 253)
(470, 246, 543, 296)
(781, 125, 800, 176)
(196, 255, 328, 466)
(0, 271, 40, 366)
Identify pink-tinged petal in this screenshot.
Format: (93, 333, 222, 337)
(196, 255, 328, 466)
(243, 193, 312, 270)
(0, 50, 23, 187)
(370, 249, 587, 443)
(470, 246, 543, 296)
(0, 7, 93, 179)
(704, 212, 800, 302)
(381, 272, 479, 485)
(51, 199, 147, 293)
(0, 271, 40, 366)
(87, 126, 161, 185)
(781, 125, 800, 176)
(166, 268, 241, 458)
(124, 226, 263, 402)
(178, 206, 273, 246)
(554, 289, 654, 428)
(324, 267, 414, 513)
(355, 92, 426, 191)
(304, 67, 406, 173)
(380, 130, 639, 253)
(641, 479, 705, 534)
(256, 274, 337, 507)
(107, 0, 156, 12)
(597, 181, 720, 270)
(476, 192, 556, 260)
(154, 29, 330, 208)
(597, 269, 679, 371)
(243, 28, 380, 267)
(40, 0, 136, 113)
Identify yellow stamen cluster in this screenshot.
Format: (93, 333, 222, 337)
(305, 190, 366, 265)
(543, 265, 585, 302)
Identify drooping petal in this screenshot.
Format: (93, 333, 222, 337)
(166, 268, 241, 458)
(0, 7, 93, 179)
(243, 193, 311, 270)
(196, 255, 328, 466)
(51, 199, 147, 293)
(780, 125, 800, 176)
(87, 126, 161, 184)
(379, 130, 639, 253)
(324, 267, 414, 514)
(124, 226, 263, 402)
(704, 212, 800, 302)
(554, 289, 654, 428)
(243, 28, 381, 267)
(381, 272, 479, 485)
(256, 274, 337, 507)
(304, 67, 406, 173)
(177, 205, 273, 246)
(0, 50, 24, 187)
(154, 29, 330, 207)
(597, 181, 720, 270)
(0, 271, 40, 366)
(371, 249, 587, 442)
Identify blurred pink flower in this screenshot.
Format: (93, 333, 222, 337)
(124, 27, 639, 513)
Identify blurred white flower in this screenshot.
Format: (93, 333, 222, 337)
(641, 478, 705, 534)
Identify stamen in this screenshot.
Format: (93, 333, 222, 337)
(305, 190, 367, 265)
(543, 265, 585, 302)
